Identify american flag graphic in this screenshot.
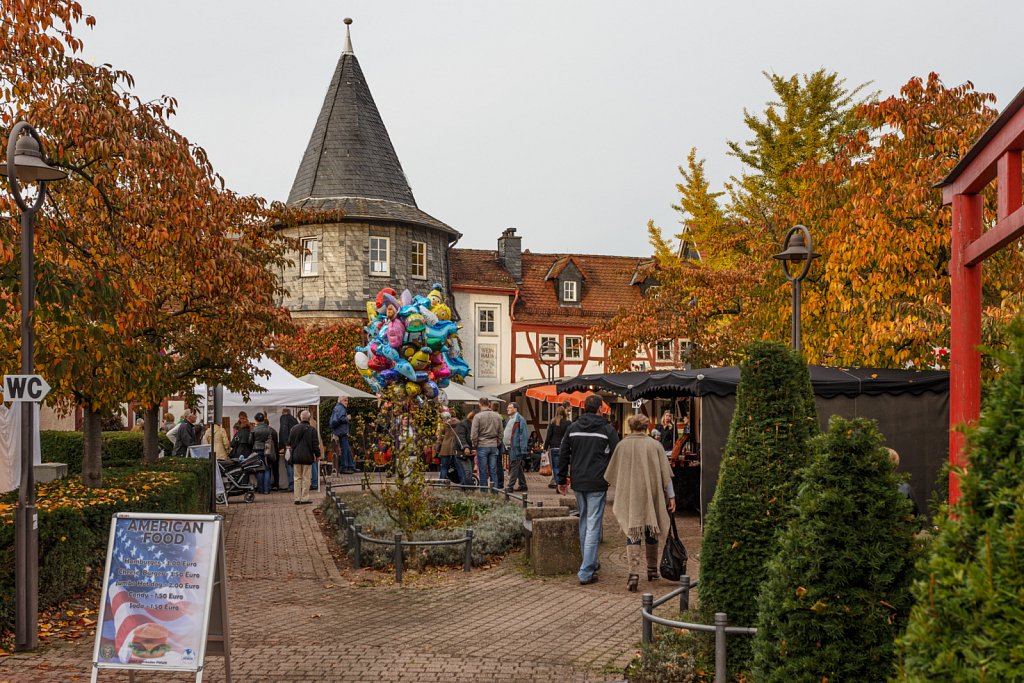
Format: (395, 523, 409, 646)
(96, 517, 214, 667)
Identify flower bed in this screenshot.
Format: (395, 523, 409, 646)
(322, 489, 525, 569)
(0, 458, 211, 634)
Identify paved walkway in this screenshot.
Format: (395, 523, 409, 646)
(0, 471, 702, 683)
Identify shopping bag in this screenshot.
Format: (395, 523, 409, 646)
(659, 515, 689, 581)
(538, 451, 552, 476)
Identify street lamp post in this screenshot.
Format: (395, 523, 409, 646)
(773, 225, 819, 352)
(538, 339, 563, 385)
(0, 122, 67, 651)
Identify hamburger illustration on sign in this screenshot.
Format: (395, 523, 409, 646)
(127, 623, 172, 661)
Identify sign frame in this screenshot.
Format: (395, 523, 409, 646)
(90, 512, 232, 683)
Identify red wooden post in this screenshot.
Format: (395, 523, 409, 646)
(948, 193, 983, 503)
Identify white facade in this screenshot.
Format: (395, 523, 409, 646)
(452, 290, 513, 389)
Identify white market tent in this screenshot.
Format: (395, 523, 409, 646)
(443, 382, 503, 403)
(196, 356, 320, 409)
(298, 372, 375, 400)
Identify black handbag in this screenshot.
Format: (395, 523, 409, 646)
(659, 515, 689, 581)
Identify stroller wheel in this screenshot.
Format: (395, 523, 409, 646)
(244, 492, 256, 503)
(215, 494, 227, 506)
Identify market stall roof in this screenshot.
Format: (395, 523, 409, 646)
(524, 385, 609, 412)
(475, 378, 548, 397)
(558, 366, 949, 400)
(298, 372, 375, 399)
(196, 356, 320, 407)
(443, 382, 503, 403)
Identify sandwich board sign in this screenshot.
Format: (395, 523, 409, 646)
(91, 513, 232, 683)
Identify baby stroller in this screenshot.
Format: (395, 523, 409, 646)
(217, 453, 263, 504)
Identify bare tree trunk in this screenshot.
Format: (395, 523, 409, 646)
(143, 405, 160, 463)
(81, 407, 103, 488)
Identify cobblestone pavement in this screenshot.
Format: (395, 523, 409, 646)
(0, 471, 702, 683)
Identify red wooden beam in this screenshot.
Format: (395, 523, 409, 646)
(949, 193, 983, 505)
(964, 205, 1024, 266)
(941, 115, 1024, 202)
(997, 150, 1023, 219)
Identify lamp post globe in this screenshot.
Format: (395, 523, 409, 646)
(773, 225, 819, 352)
(1, 121, 66, 652)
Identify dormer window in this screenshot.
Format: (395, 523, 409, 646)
(563, 280, 578, 302)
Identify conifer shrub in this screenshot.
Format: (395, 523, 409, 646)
(751, 416, 917, 681)
(698, 341, 818, 673)
(897, 319, 1024, 681)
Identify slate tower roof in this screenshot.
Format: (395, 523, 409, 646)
(287, 18, 457, 236)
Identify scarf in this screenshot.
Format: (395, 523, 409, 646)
(604, 433, 674, 542)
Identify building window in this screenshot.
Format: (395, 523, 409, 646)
(478, 306, 497, 335)
(563, 280, 578, 302)
(369, 236, 390, 276)
(656, 340, 673, 362)
(539, 334, 559, 359)
(300, 237, 319, 277)
(411, 241, 427, 279)
(564, 336, 583, 360)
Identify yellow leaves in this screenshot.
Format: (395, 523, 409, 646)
(795, 586, 808, 599)
(809, 599, 828, 614)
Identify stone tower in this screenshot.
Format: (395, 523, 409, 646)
(278, 18, 460, 321)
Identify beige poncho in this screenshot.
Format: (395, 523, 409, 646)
(604, 433, 675, 542)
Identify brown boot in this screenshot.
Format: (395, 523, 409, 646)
(626, 544, 643, 592)
(646, 542, 660, 581)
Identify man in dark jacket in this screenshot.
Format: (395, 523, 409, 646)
(172, 412, 198, 457)
(557, 395, 619, 585)
(279, 408, 298, 492)
(288, 410, 320, 505)
(329, 396, 355, 474)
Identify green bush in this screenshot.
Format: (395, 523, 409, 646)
(0, 458, 211, 634)
(698, 341, 818, 674)
(40, 430, 151, 474)
(322, 489, 524, 568)
(897, 318, 1024, 681)
(751, 416, 918, 681)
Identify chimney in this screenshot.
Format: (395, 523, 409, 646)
(497, 227, 522, 283)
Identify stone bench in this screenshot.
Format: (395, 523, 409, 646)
(524, 506, 581, 575)
(34, 462, 68, 483)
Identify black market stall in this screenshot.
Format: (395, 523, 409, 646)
(559, 366, 949, 518)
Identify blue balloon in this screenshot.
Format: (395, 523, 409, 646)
(396, 359, 418, 381)
(379, 369, 400, 383)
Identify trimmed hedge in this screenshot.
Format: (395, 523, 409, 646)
(0, 458, 211, 634)
(40, 430, 173, 474)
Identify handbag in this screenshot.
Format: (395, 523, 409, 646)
(538, 451, 552, 476)
(659, 515, 689, 581)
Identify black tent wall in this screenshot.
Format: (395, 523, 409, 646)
(699, 390, 949, 518)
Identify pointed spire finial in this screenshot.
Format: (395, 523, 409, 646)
(343, 17, 354, 54)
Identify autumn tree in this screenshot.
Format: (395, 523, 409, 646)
(272, 321, 366, 389)
(0, 0, 322, 483)
(596, 71, 869, 368)
(785, 74, 1010, 370)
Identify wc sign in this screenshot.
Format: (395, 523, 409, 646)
(2, 374, 51, 403)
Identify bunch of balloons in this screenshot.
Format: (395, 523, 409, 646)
(353, 284, 470, 401)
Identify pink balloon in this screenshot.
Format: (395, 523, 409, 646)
(387, 318, 406, 349)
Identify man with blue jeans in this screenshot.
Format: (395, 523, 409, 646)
(504, 402, 530, 492)
(329, 396, 356, 474)
(470, 397, 503, 492)
(557, 395, 619, 585)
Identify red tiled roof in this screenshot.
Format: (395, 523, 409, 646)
(449, 248, 517, 291)
(516, 252, 645, 327)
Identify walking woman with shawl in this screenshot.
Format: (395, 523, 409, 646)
(604, 413, 676, 592)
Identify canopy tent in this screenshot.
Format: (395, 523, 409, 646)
(298, 372, 375, 400)
(476, 378, 547, 397)
(560, 366, 949, 518)
(442, 382, 503, 403)
(524, 385, 610, 413)
(196, 356, 320, 408)
(558, 366, 950, 400)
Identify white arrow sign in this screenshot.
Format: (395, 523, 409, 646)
(3, 374, 51, 403)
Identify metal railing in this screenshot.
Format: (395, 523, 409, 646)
(640, 576, 757, 683)
(327, 476, 545, 509)
(325, 489, 474, 583)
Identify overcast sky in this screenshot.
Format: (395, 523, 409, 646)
(81, 0, 1021, 257)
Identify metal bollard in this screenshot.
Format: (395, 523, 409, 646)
(463, 528, 474, 572)
(522, 493, 528, 509)
(642, 593, 654, 644)
(345, 514, 354, 548)
(714, 612, 728, 683)
(394, 533, 403, 584)
(361, 479, 367, 491)
(679, 575, 691, 612)
(353, 525, 362, 569)
(502, 487, 509, 501)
